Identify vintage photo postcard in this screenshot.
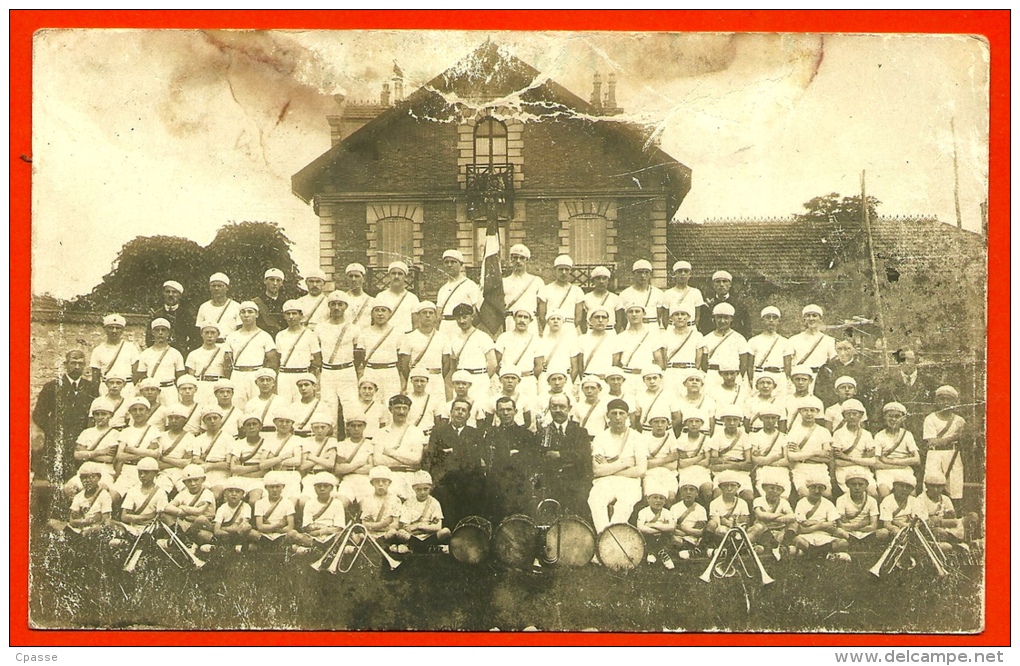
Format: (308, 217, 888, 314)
(19, 16, 1004, 642)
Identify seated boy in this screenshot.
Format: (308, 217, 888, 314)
(791, 474, 848, 560)
(392, 471, 451, 554)
(208, 477, 257, 553)
(253, 470, 296, 548)
(873, 402, 920, 498)
(704, 470, 751, 551)
(918, 470, 965, 555)
(876, 472, 929, 544)
(287, 472, 346, 555)
(635, 482, 676, 569)
(359, 466, 401, 547)
(111, 457, 168, 551)
(64, 461, 114, 541)
(162, 464, 215, 545)
(747, 472, 797, 560)
(670, 482, 708, 559)
(833, 466, 880, 551)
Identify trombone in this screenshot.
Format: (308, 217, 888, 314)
(699, 526, 775, 585)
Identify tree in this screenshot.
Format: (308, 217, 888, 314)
(797, 192, 881, 225)
(68, 222, 301, 313)
(203, 221, 302, 301)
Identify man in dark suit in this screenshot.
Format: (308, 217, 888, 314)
(32, 350, 99, 524)
(424, 398, 485, 527)
(535, 393, 592, 517)
(698, 270, 749, 338)
(146, 280, 196, 354)
(253, 268, 289, 338)
(815, 338, 874, 410)
(481, 396, 539, 522)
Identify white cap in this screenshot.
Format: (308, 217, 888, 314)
(137, 378, 160, 391)
(199, 322, 221, 334)
(760, 306, 781, 318)
(209, 272, 230, 286)
(137, 457, 160, 472)
(712, 303, 735, 317)
(509, 244, 531, 259)
(263, 470, 287, 486)
(843, 466, 872, 483)
(181, 464, 206, 481)
(893, 470, 917, 488)
(632, 259, 652, 272)
(408, 366, 430, 380)
(163, 280, 184, 294)
(368, 465, 393, 482)
(295, 372, 318, 385)
(924, 469, 947, 486)
(498, 365, 522, 379)
(103, 314, 126, 328)
(672, 260, 692, 272)
(591, 266, 611, 279)
(305, 268, 327, 281)
(211, 379, 235, 393)
(623, 301, 646, 313)
(579, 375, 603, 389)
(712, 270, 733, 281)
(545, 309, 566, 321)
(802, 304, 823, 316)
(309, 471, 339, 487)
(683, 410, 707, 424)
(883, 402, 908, 415)
(715, 470, 741, 487)
(798, 396, 825, 412)
(78, 461, 105, 477)
(89, 397, 116, 414)
(308, 410, 333, 426)
(840, 399, 867, 414)
(387, 261, 409, 274)
(587, 306, 610, 320)
(327, 290, 348, 304)
(936, 385, 959, 399)
(805, 471, 830, 490)
(175, 375, 198, 388)
(553, 254, 574, 268)
(200, 405, 224, 420)
(834, 376, 857, 389)
(239, 300, 259, 313)
(442, 250, 465, 264)
(790, 365, 814, 378)
(716, 405, 743, 420)
(717, 361, 740, 373)
(221, 477, 248, 492)
(254, 368, 277, 381)
(127, 396, 151, 411)
(670, 304, 694, 318)
(640, 366, 663, 378)
(264, 268, 285, 280)
(414, 300, 437, 313)
(345, 263, 367, 275)
(283, 300, 303, 313)
(411, 470, 434, 487)
(151, 318, 171, 329)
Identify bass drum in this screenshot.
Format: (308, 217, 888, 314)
(543, 515, 596, 567)
(596, 523, 646, 572)
(493, 514, 539, 570)
(450, 516, 492, 565)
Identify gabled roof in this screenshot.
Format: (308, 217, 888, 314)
(293, 41, 691, 216)
(674, 217, 984, 286)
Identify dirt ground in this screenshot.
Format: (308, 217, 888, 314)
(29, 526, 983, 634)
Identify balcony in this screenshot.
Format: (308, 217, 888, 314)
(465, 163, 514, 220)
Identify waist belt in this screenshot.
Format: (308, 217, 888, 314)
(668, 362, 696, 369)
(366, 361, 398, 369)
(643, 316, 658, 323)
(277, 465, 301, 472)
(520, 370, 535, 377)
(442, 314, 456, 320)
(279, 367, 309, 374)
(929, 443, 959, 451)
(158, 380, 176, 387)
(215, 337, 227, 344)
(622, 367, 641, 375)
(199, 375, 222, 382)
(322, 362, 354, 370)
(707, 364, 720, 371)
(756, 366, 783, 373)
(233, 365, 262, 371)
(424, 367, 442, 374)
(389, 465, 417, 473)
(463, 368, 487, 375)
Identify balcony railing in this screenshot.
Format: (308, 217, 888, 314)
(465, 163, 514, 220)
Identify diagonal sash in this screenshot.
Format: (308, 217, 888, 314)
(667, 330, 695, 362)
(754, 336, 781, 368)
(795, 334, 825, 366)
(239, 438, 265, 464)
(197, 347, 223, 379)
(305, 295, 326, 322)
(326, 322, 353, 365)
(363, 327, 394, 364)
(221, 501, 245, 527)
(409, 330, 437, 368)
(162, 430, 189, 458)
(581, 334, 608, 373)
(706, 330, 735, 360)
(505, 276, 539, 312)
(86, 427, 116, 452)
(512, 335, 536, 367)
(413, 395, 431, 427)
(882, 429, 908, 458)
(438, 279, 468, 315)
(280, 328, 308, 367)
(147, 346, 171, 378)
(231, 330, 263, 365)
(103, 341, 126, 376)
(622, 330, 651, 367)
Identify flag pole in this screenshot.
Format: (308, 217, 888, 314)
(861, 170, 889, 372)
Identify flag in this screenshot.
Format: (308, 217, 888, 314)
(478, 216, 506, 337)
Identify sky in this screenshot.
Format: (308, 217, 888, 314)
(32, 30, 989, 299)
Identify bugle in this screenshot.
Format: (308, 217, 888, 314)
(122, 522, 156, 573)
(158, 522, 206, 569)
(868, 518, 915, 577)
(310, 525, 353, 572)
(735, 526, 775, 585)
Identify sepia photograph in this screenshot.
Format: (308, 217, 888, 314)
(25, 23, 992, 635)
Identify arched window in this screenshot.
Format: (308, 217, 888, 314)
(376, 216, 414, 265)
(474, 117, 508, 167)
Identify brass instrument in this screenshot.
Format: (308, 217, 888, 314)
(699, 527, 774, 585)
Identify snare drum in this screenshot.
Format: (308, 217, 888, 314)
(450, 516, 492, 565)
(543, 515, 596, 567)
(596, 523, 646, 571)
(493, 514, 539, 569)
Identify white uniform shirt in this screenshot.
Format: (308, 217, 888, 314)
(343, 292, 376, 332)
(450, 328, 495, 372)
(636, 506, 675, 530)
(399, 495, 445, 528)
(317, 320, 360, 367)
(831, 425, 876, 459)
(70, 489, 113, 522)
(752, 496, 795, 530)
(90, 340, 141, 382)
(834, 493, 879, 524)
(614, 326, 664, 371)
(225, 329, 276, 368)
(708, 495, 750, 520)
(663, 328, 705, 368)
(878, 493, 929, 522)
(748, 332, 794, 371)
(703, 329, 750, 370)
(788, 331, 837, 370)
(185, 346, 229, 380)
(591, 429, 648, 479)
(502, 273, 542, 319)
(537, 281, 584, 325)
(357, 325, 401, 366)
(795, 496, 840, 524)
(581, 290, 620, 330)
(136, 345, 186, 386)
(196, 299, 243, 338)
(437, 277, 482, 319)
(374, 289, 420, 335)
(296, 293, 330, 330)
(302, 495, 347, 530)
(495, 330, 540, 372)
(663, 285, 705, 319)
(275, 327, 321, 371)
(618, 286, 666, 326)
(576, 331, 617, 377)
(670, 500, 708, 537)
(399, 329, 452, 374)
(874, 428, 919, 461)
(214, 501, 253, 528)
(537, 330, 580, 377)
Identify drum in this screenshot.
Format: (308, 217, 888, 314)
(543, 515, 596, 567)
(450, 516, 492, 565)
(596, 523, 646, 571)
(493, 514, 539, 569)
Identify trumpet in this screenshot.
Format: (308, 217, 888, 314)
(158, 521, 207, 569)
(310, 526, 353, 572)
(913, 519, 948, 577)
(869, 518, 916, 577)
(699, 527, 774, 585)
(122, 522, 156, 573)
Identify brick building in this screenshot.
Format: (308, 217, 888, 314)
(292, 41, 691, 298)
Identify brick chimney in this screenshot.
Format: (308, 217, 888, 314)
(590, 72, 602, 108)
(380, 83, 391, 107)
(605, 72, 617, 109)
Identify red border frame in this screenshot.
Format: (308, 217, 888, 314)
(10, 10, 1009, 647)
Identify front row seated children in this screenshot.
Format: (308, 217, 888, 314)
(65, 461, 114, 540)
(833, 466, 880, 550)
(675, 411, 714, 505)
(253, 471, 296, 547)
(873, 402, 920, 499)
(791, 473, 849, 560)
(670, 482, 708, 559)
(636, 482, 676, 569)
(391, 471, 451, 554)
(747, 471, 796, 560)
(208, 477, 258, 553)
(288, 472, 346, 555)
(918, 470, 965, 555)
(707, 406, 754, 504)
(162, 464, 215, 546)
(704, 470, 750, 550)
(876, 471, 928, 544)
